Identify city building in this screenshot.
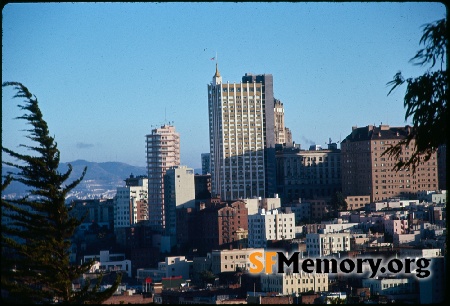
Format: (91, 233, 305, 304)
(417, 190, 447, 204)
(399, 247, 442, 258)
(69, 198, 114, 230)
(437, 144, 446, 190)
(305, 232, 351, 257)
(361, 275, 416, 299)
(194, 173, 211, 202)
(208, 248, 265, 274)
(175, 207, 196, 253)
(316, 220, 360, 234)
(341, 124, 439, 203)
(417, 256, 446, 304)
(384, 219, 409, 239)
(115, 222, 161, 272)
(243, 196, 282, 216)
(208, 66, 287, 200)
(248, 208, 296, 248)
(114, 175, 148, 229)
(309, 198, 332, 221)
(146, 124, 180, 233)
(282, 201, 311, 225)
(274, 99, 292, 146)
(346, 195, 371, 211)
(157, 256, 193, 280)
(83, 250, 132, 277)
(164, 165, 195, 248)
(275, 142, 341, 204)
(192, 200, 249, 253)
(260, 272, 329, 294)
(201, 153, 211, 175)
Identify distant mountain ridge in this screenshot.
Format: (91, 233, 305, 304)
(59, 159, 147, 181)
(2, 160, 147, 200)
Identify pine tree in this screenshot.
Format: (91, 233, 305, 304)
(1, 82, 121, 304)
(383, 18, 447, 173)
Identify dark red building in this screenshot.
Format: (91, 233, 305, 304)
(188, 200, 248, 255)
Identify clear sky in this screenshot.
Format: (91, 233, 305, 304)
(2, 2, 446, 169)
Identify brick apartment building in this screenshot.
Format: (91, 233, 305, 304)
(341, 124, 438, 204)
(188, 201, 249, 254)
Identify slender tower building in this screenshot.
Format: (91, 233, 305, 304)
(207, 63, 278, 200)
(146, 124, 180, 232)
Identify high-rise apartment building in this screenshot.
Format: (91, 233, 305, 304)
(341, 124, 438, 202)
(207, 64, 285, 200)
(146, 124, 180, 232)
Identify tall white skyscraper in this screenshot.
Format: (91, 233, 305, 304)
(207, 64, 278, 201)
(146, 124, 180, 232)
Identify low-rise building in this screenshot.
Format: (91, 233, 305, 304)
(362, 275, 416, 297)
(260, 272, 328, 295)
(158, 256, 193, 279)
(83, 250, 132, 277)
(244, 196, 282, 216)
(209, 248, 264, 275)
(248, 209, 295, 248)
(305, 233, 351, 257)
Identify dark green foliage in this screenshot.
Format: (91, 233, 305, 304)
(331, 191, 348, 214)
(1, 82, 121, 304)
(199, 270, 216, 286)
(383, 18, 447, 173)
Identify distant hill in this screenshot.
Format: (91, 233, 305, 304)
(2, 160, 147, 201)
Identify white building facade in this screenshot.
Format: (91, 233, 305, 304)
(114, 177, 148, 229)
(83, 250, 132, 277)
(305, 233, 351, 257)
(248, 209, 296, 248)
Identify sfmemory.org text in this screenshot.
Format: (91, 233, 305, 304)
(249, 251, 431, 279)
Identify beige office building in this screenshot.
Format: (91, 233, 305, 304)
(341, 124, 438, 203)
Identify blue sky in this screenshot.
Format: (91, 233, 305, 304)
(2, 2, 446, 169)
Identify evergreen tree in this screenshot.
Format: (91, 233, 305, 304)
(1, 82, 121, 304)
(330, 191, 348, 216)
(383, 18, 447, 173)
